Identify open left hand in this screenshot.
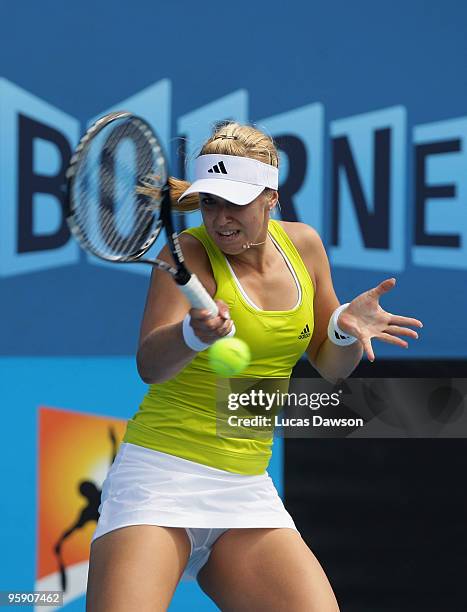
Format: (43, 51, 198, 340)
(337, 278, 423, 362)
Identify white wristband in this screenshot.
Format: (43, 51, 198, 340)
(182, 314, 236, 352)
(327, 303, 358, 346)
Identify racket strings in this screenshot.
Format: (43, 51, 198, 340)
(71, 117, 166, 260)
(99, 205, 156, 259)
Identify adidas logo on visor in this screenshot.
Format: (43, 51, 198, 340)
(207, 161, 228, 174)
(298, 324, 311, 340)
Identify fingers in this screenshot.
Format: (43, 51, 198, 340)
(361, 337, 375, 363)
(388, 314, 423, 328)
(362, 322, 422, 362)
(190, 300, 230, 322)
(370, 277, 396, 298)
(375, 332, 409, 349)
(189, 300, 233, 343)
(383, 325, 419, 339)
(216, 300, 231, 321)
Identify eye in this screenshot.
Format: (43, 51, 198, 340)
(201, 196, 215, 207)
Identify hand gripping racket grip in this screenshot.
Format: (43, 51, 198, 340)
(178, 274, 236, 336)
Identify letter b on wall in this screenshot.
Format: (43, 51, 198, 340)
(0, 78, 80, 277)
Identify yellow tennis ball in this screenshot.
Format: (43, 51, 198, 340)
(208, 337, 251, 377)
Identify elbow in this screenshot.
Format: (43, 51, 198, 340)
(137, 326, 179, 384)
(138, 371, 157, 385)
(136, 348, 161, 385)
(136, 363, 153, 385)
(136, 350, 175, 385)
(137, 365, 165, 385)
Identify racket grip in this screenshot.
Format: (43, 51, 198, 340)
(178, 274, 219, 317)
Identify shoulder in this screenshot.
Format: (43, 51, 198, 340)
(157, 230, 216, 295)
(276, 220, 325, 256)
(179, 231, 211, 261)
(157, 231, 210, 265)
(275, 221, 330, 290)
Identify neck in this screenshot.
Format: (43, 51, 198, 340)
(240, 215, 273, 251)
(227, 232, 277, 273)
(241, 238, 267, 250)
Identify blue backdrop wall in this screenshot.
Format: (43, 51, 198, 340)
(1, 1, 466, 609)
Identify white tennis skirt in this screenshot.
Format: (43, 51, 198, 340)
(92, 442, 297, 541)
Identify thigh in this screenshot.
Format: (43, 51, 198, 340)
(86, 525, 191, 612)
(197, 528, 340, 612)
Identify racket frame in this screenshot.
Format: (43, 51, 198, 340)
(65, 111, 219, 316)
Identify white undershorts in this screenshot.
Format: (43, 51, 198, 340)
(92, 442, 297, 581)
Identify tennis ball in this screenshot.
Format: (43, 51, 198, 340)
(208, 337, 251, 377)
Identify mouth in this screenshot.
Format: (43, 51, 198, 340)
(216, 229, 241, 241)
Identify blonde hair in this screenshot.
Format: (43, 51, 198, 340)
(166, 122, 279, 212)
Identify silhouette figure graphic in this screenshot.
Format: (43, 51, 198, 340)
(54, 427, 118, 591)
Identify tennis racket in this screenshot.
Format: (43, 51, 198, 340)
(65, 111, 219, 316)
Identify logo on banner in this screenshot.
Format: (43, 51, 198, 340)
(0, 76, 466, 279)
(35, 406, 126, 609)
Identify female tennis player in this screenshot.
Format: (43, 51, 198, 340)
(86, 122, 422, 611)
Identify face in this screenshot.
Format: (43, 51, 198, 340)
(199, 190, 276, 254)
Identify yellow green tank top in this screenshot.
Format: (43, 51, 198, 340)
(123, 220, 315, 475)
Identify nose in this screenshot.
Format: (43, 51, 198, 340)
(213, 203, 233, 226)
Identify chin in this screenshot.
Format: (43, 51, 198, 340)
(217, 242, 245, 255)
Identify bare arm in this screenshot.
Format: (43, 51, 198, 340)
(281, 222, 363, 382)
(283, 222, 422, 381)
(136, 234, 232, 384)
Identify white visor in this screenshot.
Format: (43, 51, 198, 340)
(178, 154, 278, 206)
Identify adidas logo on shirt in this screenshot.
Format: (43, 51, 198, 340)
(298, 324, 311, 339)
(207, 161, 228, 174)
